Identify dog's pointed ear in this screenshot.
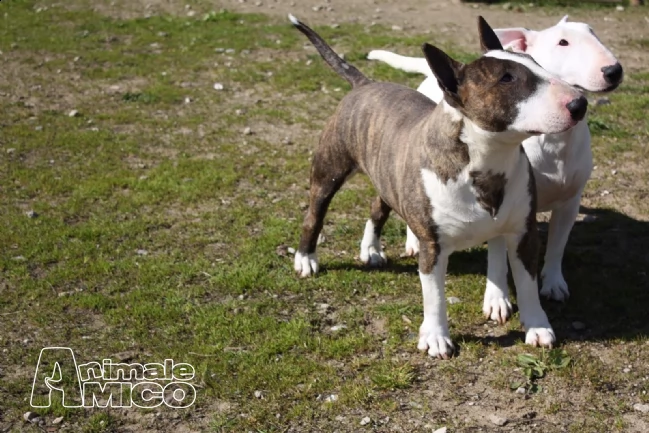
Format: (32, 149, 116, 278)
(493, 27, 536, 52)
(421, 43, 464, 104)
(558, 15, 569, 25)
(478, 16, 503, 52)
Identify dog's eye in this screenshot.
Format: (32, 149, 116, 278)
(558, 39, 569, 46)
(500, 73, 514, 83)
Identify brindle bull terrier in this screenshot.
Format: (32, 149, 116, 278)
(289, 14, 587, 358)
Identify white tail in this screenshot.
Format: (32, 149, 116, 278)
(366, 50, 432, 76)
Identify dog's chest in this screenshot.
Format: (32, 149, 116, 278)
(523, 124, 593, 211)
(421, 166, 529, 251)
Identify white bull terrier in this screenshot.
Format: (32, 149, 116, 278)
(367, 16, 622, 317)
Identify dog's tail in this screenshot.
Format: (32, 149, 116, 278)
(289, 14, 370, 88)
(366, 50, 432, 77)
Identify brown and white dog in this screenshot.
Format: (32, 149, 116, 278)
(289, 14, 587, 358)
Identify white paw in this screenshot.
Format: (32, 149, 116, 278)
(360, 220, 387, 267)
(417, 321, 454, 359)
(404, 227, 419, 256)
(294, 251, 318, 278)
(360, 245, 387, 267)
(540, 268, 569, 301)
(524, 326, 556, 348)
(482, 290, 513, 325)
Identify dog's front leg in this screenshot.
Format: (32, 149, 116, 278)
(484, 236, 513, 324)
(505, 230, 555, 348)
(539, 193, 582, 302)
(417, 240, 454, 359)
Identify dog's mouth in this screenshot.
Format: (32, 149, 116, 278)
(526, 130, 542, 135)
(574, 83, 620, 93)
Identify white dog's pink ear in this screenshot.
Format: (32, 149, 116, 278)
(558, 15, 569, 25)
(493, 28, 535, 52)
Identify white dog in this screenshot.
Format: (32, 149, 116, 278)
(368, 16, 622, 317)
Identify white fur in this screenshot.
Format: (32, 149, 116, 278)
(367, 16, 618, 302)
(418, 253, 453, 358)
(294, 251, 318, 277)
(359, 220, 387, 266)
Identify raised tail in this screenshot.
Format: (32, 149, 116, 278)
(366, 50, 432, 77)
(288, 14, 370, 88)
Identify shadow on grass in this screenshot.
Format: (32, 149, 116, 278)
(319, 205, 649, 345)
(543, 206, 649, 343)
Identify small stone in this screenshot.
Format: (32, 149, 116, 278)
(317, 303, 331, 313)
(331, 325, 347, 332)
(282, 137, 292, 145)
(601, 190, 610, 197)
(287, 247, 296, 255)
(324, 394, 338, 402)
(502, 2, 513, 10)
(255, 1, 262, 6)
(52, 417, 64, 425)
(360, 416, 371, 426)
(433, 428, 448, 433)
(26, 210, 38, 219)
(616, 5, 624, 11)
(611, 169, 617, 175)
(235, 109, 246, 116)
(447, 296, 461, 305)
(136, 249, 148, 256)
(184, 97, 191, 104)
(572, 321, 586, 331)
(489, 415, 507, 426)
(213, 83, 224, 90)
(391, 25, 402, 31)
(331, 24, 340, 29)
(254, 390, 263, 399)
(243, 127, 252, 136)
(623, 367, 631, 373)
(6, 148, 16, 154)
(187, 10, 196, 17)
(596, 97, 611, 106)
(516, 387, 527, 394)
(312, 5, 322, 11)
(402, 315, 412, 325)
(634, 403, 649, 413)
(225, 48, 235, 54)
(12, 256, 26, 261)
(35, 126, 43, 131)
(68, 110, 80, 117)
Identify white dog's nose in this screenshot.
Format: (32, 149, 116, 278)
(566, 96, 588, 121)
(602, 63, 623, 85)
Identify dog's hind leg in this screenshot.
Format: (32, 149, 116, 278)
(360, 196, 391, 267)
(295, 147, 355, 277)
(404, 225, 420, 257)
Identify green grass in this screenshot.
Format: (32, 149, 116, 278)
(1, 1, 648, 432)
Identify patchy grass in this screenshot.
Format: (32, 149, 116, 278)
(0, 1, 648, 432)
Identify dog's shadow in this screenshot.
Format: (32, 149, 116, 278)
(323, 205, 649, 344)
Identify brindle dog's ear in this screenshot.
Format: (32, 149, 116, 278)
(478, 16, 503, 52)
(421, 43, 464, 106)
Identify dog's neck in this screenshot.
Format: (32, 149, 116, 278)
(437, 101, 528, 176)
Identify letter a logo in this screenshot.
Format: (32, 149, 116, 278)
(31, 347, 83, 408)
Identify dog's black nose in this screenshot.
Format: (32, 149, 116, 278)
(566, 96, 588, 122)
(601, 63, 623, 85)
